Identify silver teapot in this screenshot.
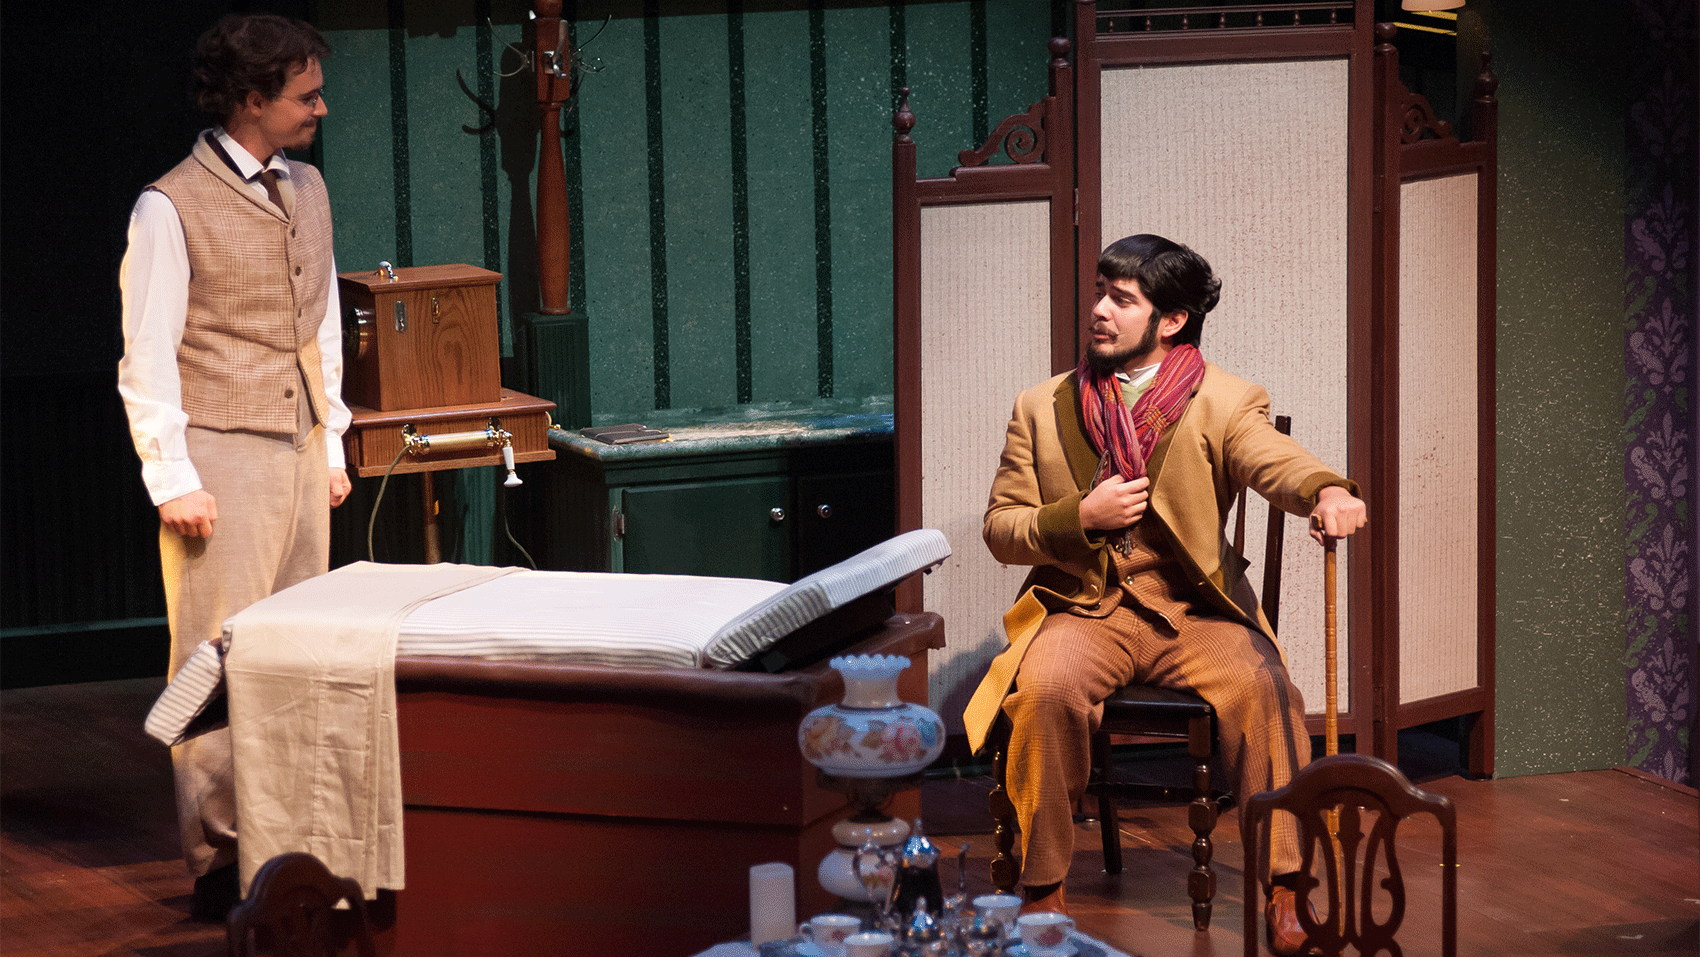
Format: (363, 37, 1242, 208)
(891, 820, 944, 919)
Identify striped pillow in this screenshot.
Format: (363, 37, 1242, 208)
(144, 640, 226, 746)
(703, 529, 951, 668)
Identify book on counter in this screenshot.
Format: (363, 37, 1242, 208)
(580, 423, 671, 445)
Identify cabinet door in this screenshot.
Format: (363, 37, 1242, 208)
(617, 476, 792, 580)
(794, 469, 895, 577)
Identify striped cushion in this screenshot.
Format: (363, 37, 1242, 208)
(702, 528, 951, 668)
(144, 640, 226, 746)
(397, 570, 786, 669)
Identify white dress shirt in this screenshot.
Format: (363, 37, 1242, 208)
(118, 128, 350, 506)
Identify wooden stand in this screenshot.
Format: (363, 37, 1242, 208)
(342, 389, 556, 562)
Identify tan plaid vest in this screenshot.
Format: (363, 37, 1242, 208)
(150, 136, 334, 434)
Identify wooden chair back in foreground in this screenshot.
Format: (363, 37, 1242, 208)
(226, 852, 376, 957)
(1241, 752, 1457, 957)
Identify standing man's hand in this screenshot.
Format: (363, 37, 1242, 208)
(328, 468, 351, 509)
(160, 489, 218, 539)
(1308, 485, 1367, 544)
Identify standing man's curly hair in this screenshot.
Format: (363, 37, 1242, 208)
(192, 14, 330, 124)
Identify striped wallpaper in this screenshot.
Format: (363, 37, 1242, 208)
(317, 0, 1061, 425)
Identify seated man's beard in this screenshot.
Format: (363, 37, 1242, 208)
(1087, 317, 1160, 374)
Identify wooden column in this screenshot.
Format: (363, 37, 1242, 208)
(534, 1, 573, 314)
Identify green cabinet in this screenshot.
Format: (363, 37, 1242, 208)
(618, 474, 793, 581)
(544, 406, 894, 582)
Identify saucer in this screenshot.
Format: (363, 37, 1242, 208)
(1004, 942, 1077, 957)
(756, 938, 828, 957)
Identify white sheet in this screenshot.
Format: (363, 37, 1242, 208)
(225, 561, 512, 898)
(397, 570, 786, 668)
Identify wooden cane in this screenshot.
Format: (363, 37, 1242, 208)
(1323, 533, 1338, 758)
(1312, 515, 1343, 935)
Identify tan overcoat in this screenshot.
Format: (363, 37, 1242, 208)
(962, 363, 1355, 752)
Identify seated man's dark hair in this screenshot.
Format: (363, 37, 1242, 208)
(1098, 234, 1221, 348)
(192, 14, 331, 123)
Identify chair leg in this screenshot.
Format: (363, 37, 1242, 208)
(1092, 728, 1123, 874)
(1185, 715, 1217, 931)
(988, 729, 1020, 894)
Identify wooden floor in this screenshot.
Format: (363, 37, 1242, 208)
(3, 678, 1696, 957)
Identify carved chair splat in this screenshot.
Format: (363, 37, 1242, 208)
(1240, 752, 1457, 957)
(226, 852, 376, 957)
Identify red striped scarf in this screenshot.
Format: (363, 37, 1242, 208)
(1077, 343, 1205, 483)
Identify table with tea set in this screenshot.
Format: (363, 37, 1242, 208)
(694, 653, 1135, 957)
(754, 879, 1125, 957)
(693, 888, 1131, 957)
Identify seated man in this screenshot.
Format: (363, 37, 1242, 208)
(962, 234, 1366, 956)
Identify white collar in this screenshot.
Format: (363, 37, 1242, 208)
(212, 127, 289, 180)
(1116, 362, 1161, 389)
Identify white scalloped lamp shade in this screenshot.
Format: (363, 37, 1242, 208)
(797, 655, 945, 778)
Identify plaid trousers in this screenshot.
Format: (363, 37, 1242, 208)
(1001, 527, 1310, 888)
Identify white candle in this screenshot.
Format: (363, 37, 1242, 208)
(749, 861, 795, 945)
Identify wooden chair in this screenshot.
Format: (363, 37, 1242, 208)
(226, 852, 376, 957)
(988, 416, 1292, 931)
(1240, 752, 1457, 957)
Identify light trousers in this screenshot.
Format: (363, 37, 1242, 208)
(162, 397, 328, 877)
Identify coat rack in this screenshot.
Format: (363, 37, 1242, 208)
(534, 0, 573, 315)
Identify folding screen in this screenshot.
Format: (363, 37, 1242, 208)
(1369, 24, 1498, 772)
(893, 42, 1076, 731)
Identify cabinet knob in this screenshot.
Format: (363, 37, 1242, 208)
(770, 507, 786, 523)
(816, 504, 833, 519)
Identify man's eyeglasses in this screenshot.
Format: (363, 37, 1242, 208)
(279, 88, 325, 108)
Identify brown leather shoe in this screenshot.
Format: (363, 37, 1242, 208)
(1020, 881, 1067, 915)
(1264, 886, 1316, 956)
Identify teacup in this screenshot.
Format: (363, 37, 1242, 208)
(799, 913, 861, 956)
(972, 892, 1022, 936)
(1016, 910, 1076, 956)
(842, 929, 896, 957)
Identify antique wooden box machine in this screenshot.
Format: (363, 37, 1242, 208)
(339, 263, 504, 412)
(338, 263, 554, 479)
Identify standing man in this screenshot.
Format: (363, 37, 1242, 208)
(117, 13, 350, 921)
(962, 235, 1366, 955)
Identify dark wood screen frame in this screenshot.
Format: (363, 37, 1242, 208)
(1369, 22, 1498, 775)
(892, 38, 1078, 613)
(1072, 0, 1379, 748)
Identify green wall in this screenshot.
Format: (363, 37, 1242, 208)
(1489, 1, 1630, 775)
(315, 0, 1056, 424)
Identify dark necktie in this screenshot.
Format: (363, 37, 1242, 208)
(256, 169, 284, 213)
